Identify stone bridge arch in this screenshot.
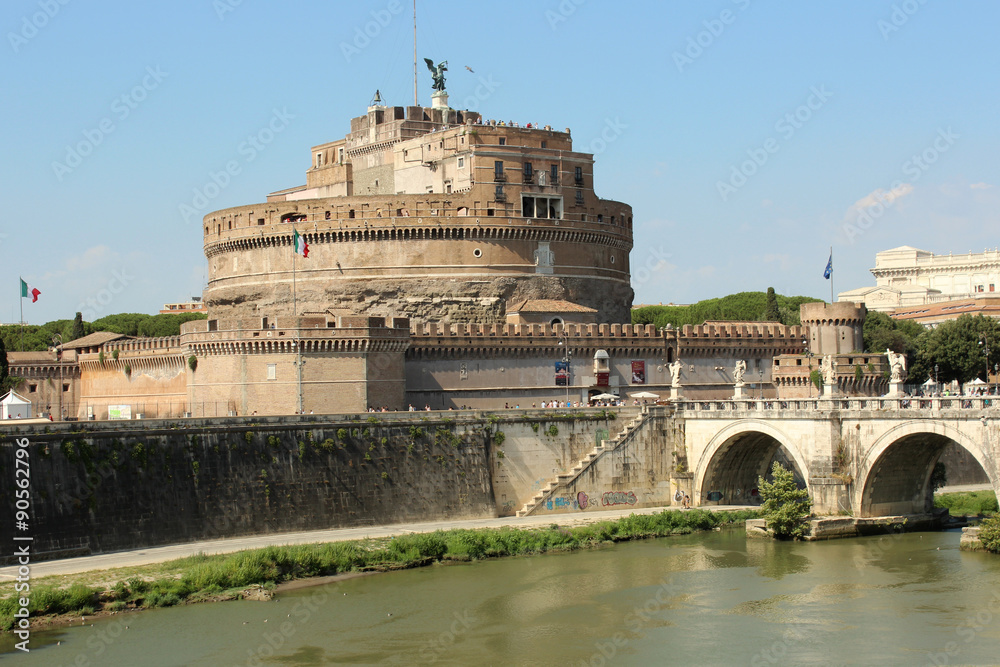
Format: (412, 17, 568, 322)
(856, 420, 998, 517)
(694, 420, 811, 507)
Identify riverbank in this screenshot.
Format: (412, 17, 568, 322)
(0, 507, 759, 633)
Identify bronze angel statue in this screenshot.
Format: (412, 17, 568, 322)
(424, 58, 448, 92)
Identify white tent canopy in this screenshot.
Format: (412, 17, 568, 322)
(591, 393, 619, 401)
(1, 390, 32, 419)
(629, 391, 660, 399)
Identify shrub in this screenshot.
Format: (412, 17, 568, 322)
(758, 462, 812, 539)
(188, 355, 198, 372)
(979, 514, 1000, 553)
(546, 424, 559, 437)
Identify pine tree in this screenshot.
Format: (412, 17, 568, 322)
(70, 312, 85, 341)
(764, 287, 780, 322)
(758, 462, 812, 539)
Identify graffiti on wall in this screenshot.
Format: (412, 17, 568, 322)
(601, 491, 637, 507)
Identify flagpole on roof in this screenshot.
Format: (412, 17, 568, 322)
(19, 279, 23, 352)
(830, 246, 834, 304)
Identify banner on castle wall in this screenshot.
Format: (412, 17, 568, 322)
(108, 405, 132, 420)
(631, 361, 646, 385)
(555, 361, 569, 386)
(596, 371, 610, 386)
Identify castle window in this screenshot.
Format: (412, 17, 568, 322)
(63, 383, 70, 392)
(457, 157, 464, 168)
(550, 164, 559, 185)
(445, 182, 452, 194)
(487, 208, 495, 217)
(338, 147, 344, 163)
(494, 161, 504, 181)
(576, 189, 584, 205)
(523, 162, 533, 183)
(325, 211, 331, 220)
(575, 166, 583, 185)
(258, 218, 265, 225)
(541, 141, 547, 148)
(349, 209, 355, 219)
(315, 153, 322, 168)
(610, 255, 616, 264)
(597, 214, 603, 223)
(473, 248, 482, 258)
(499, 137, 506, 146)
(28, 384, 37, 393)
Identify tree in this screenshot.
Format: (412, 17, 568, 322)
(70, 312, 85, 341)
(0, 335, 12, 392)
(632, 291, 822, 329)
(979, 513, 1000, 554)
(915, 314, 1000, 384)
(764, 287, 780, 322)
(758, 462, 812, 539)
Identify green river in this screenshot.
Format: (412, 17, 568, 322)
(4, 528, 1000, 666)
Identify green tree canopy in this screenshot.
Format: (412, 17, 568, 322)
(70, 312, 86, 341)
(1, 312, 207, 352)
(914, 314, 1000, 384)
(136, 313, 207, 337)
(632, 292, 823, 329)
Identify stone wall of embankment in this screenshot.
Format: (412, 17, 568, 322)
(0, 410, 655, 559)
(0, 414, 500, 558)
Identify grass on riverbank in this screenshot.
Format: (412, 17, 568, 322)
(0, 508, 758, 631)
(934, 490, 999, 516)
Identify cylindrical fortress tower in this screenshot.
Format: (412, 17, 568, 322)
(202, 102, 634, 324)
(800, 302, 867, 355)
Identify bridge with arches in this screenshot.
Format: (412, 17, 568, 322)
(676, 397, 1000, 517)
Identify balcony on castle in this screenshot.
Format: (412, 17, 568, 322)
(494, 173, 507, 183)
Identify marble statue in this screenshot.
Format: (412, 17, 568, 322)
(886, 349, 907, 383)
(733, 359, 747, 387)
(669, 361, 682, 387)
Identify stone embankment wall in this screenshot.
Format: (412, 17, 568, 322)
(0, 414, 498, 558)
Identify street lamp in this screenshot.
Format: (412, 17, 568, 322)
(979, 334, 990, 384)
(52, 334, 63, 421)
(802, 338, 814, 398)
(758, 368, 764, 400)
(557, 337, 572, 406)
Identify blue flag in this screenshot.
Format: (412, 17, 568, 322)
(823, 254, 832, 280)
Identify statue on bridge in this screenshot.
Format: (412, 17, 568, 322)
(733, 359, 747, 387)
(669, 360, 683, 387)
(886, 349, 907, 383)
(821, 355, 837, 385)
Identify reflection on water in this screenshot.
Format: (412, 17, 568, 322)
(5, 528, 1000, 666)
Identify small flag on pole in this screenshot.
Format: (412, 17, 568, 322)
(823, 253, 833, 280)
(20, 278, 40, 303)
(293, 230, 309, 258)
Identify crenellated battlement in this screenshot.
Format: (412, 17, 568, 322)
(409, 322, 659, 339)
(681, 322, 806, 340)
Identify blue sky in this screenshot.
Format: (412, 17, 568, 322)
(2, 0, 998, 323)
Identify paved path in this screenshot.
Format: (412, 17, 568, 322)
(935, 483, 995, 494)
(0, 505, 754, 581)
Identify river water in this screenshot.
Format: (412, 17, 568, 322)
(4, 528, 1000, 666)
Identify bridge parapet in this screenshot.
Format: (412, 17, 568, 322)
(674, 396, 1000, 417)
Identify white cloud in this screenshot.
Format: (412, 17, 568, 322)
(970, 182, 994, 190)
(845, 183, 914, 217)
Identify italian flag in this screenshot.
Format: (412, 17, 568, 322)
(20, 279, 40, 303)
(293, 229, 309, 258)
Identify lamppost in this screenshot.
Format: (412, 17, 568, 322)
(51, 334, 62, 421)
(292, 341, 305, 415)
(934, 363, 939, 394)
(802, 339, 813, 398)
(557, 337, 572, 406)
(979, 334, 990, 385)
(758, 368, 764, 400)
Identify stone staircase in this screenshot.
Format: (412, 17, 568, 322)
(515, 408, 651, 517)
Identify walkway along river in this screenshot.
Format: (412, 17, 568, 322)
(3, 527, 1000, 665)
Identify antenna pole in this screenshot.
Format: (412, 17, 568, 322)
(413, 0, 418, 106)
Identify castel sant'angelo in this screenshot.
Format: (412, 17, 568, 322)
(11, 77, 886, 420)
